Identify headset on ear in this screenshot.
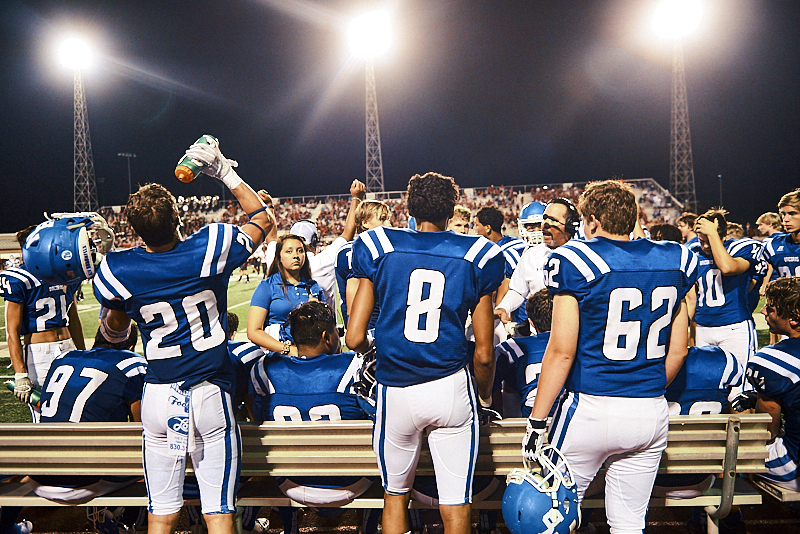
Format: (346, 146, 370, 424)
(548, 198, 580, 237)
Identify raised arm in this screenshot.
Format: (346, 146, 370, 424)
(695, 219, 749, 275)
(341, 180, 366, 242)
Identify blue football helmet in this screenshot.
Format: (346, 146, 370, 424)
(518, 202, 546, 246)
(22, 214, 111, 285)
(502, 445, 581, 534)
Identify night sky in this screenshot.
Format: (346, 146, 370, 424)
(1, 0, 798, 233)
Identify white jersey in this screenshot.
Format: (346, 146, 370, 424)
(496, 243, 550, 316)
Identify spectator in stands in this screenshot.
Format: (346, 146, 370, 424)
(249, 301, 377, 534)
(677, 212, 699, 248)
(335, 199, 391, 328)
(757, 212, 782, 239)
(447, 205, 472, 234)
(248, 234, 325, 357)
(650, 223, 683, 243)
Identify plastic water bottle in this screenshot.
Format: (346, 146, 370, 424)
(174, 134, 218, 183)
(4, 380, 41, 408)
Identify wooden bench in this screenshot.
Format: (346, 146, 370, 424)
(750, 476, 800, 503)
(0, 414, 771, 533)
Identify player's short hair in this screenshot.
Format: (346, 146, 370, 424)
(16, 225, 37, 248)
(778, 189, 800, 211)
(649, 223, 682, 243)
(676, 212, 698, 227)
(355, 200, 390, 233)
(475, 207, 505, 234)
(93, 324, 138, 352)
(452, 205, 472, 223)
(756, 212, 782, 230)
(268, 234, 313, 295)
(125, 183, 180, 247)
(406, 173, 460, 223)
(227, 311, 239, 339)
(525, 289, 553, 333)
(697, 208, 728, 240)
(726, 222, 744, 240)
(764, 277, 800, 325)
(578, 180, 637, 235)
(288, 301, 336, 348)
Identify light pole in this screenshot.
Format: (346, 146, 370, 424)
(718, 174, 722, 206)
(349, 11, 391, 193)
(118, 152, 137, 196)
(60, 38, 98, 212)
(653, 0, 703, 213)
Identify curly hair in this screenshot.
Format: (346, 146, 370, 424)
(406, 173, 460, 224)
(697, 208, 728, 240)
(765, 277, 800, 325)
(525, 289, 553, 333)
(355, 200, 390, 233)
(452, 205, 472, 223)
(288, 301, 336, 348)
(125, 183, 179, 247)
(268, 234, 313, 295)
(475, 207, 505, 234)
(649, 223, 682, 243)
(578, 180, 637, 236)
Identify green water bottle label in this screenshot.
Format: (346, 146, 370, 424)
(175, 134, 218, 183)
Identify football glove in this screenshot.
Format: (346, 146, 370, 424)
(183, 140, 242, 190)
(14, 373, 33, 404)
(730, 390, 759, 412)
(522, 418, 548, 462)
(478, 406, 502, 427)
(352, 347, 377, 406)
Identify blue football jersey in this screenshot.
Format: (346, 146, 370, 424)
(760, 233, 800, 278)
(543, 237, 698, 397)
(228, 340, 265, 412)
(694, 238, 762, 327)
(666, 345, 742, 415)
(497, 235, 528, 324)
(0, 266, 78, 335)
(335, 241, 379, 329)
(351, 226, 505, 387)
(746, 338, 800, 462)
(40, 347, 147, 423)
(93, 223, 253, 393)
(249, 351, 370, 423)
(493, 333, 560, 417)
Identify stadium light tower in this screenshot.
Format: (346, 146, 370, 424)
(349, 11, 391, 193)
(60, 38, 98, 212)
(653, 0, 702, 213)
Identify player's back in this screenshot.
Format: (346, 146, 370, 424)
(352, 227, 504, 387)
(250, 351, 367, 423)
(694, 238, 761, 326)
(545, 237, 697, 397)
(666, 345, 742, 415)
(93, 223, 252, 391)
(40, 347, 147, 423)
(761, 232, 800, 278)
(494, 333, 551, 417)
(0, 265, 76, 334)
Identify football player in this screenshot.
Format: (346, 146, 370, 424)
(92, 137, 273, 534)
(494, 199, 577, 328)
(760, 189, 800, 279)
(3, 218, 99, 422)
(676, 212, 699, 249)
(745, 277, 800, 491)
(692, 209, 763, 399)
(346, 172, 504, 534)
(524, 180, 697, 534)
(249, 301, 376, 534)
(447, 205, 472, 234)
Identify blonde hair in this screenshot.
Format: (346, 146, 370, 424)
(355, 200, 390, 233)
(757, 212, 782, 230)
(452, 205, 472, 223)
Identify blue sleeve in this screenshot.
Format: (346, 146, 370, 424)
(747, 357, 794, 400)
(351, 234, 377, 281)
(250, 279, 273, 311)
(0, 275, 28, 305)
(729, 239, 761, 267)
(122, 373, 145, 403)
(311, 280, 326, 304)
(544, 248, 589, 299)
(335, 246, 352, 281)
(477, 243, 505, 296)
(92, 258, 126, 311)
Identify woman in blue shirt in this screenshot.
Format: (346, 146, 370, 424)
(247, 234, 325, 356)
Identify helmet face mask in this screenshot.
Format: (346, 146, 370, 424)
(519, 202, 546, 246)
(502, 445, 581, 534)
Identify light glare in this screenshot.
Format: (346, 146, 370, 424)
(59, 38, 91, 69)
(653, 0, 703, 39)
(348, 12, 391, 58)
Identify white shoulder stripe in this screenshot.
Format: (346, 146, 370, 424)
(760, 346, 800, 372)
(250, 358, 268, 396)
(239, 346, 265, 364)
(201, 224, 219, 278)
(727, 239, 756, 256)
(3, 269, 35, 290)
(750, 353, 800, 384)
(338, 354, 363, 393)
(214, 224, 233, 275)
(765, 238, 776, 257)
(554, 246, 596, 282)
(360, 232, 380, 261)
(118, 355, 147, 370)
(373, 226, 394, 254)
(124, 365, 147, 378)
(99, 260, 132, 300)
(464, 238, 486, 263)
(92, 275, 115, 302)
(478, 243, 502, 269)
(8, 267, 41, 286)
(567, 241, 610, 274)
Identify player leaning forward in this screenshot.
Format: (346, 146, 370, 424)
(346, 173, 505, 534)
(523, 180, 698, 534)
(92, 138, 272, 534)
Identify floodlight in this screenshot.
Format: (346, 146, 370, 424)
(653, 0, 703, 39)
(59, 38, 91, 69)
(348, 11, 391, 58)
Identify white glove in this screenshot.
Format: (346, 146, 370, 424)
(14, 373, 33, 404)
(183, 140, 243, 190)
(522, 418, 548, 462)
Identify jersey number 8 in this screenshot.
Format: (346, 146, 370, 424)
(404, 269, 445, 343)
